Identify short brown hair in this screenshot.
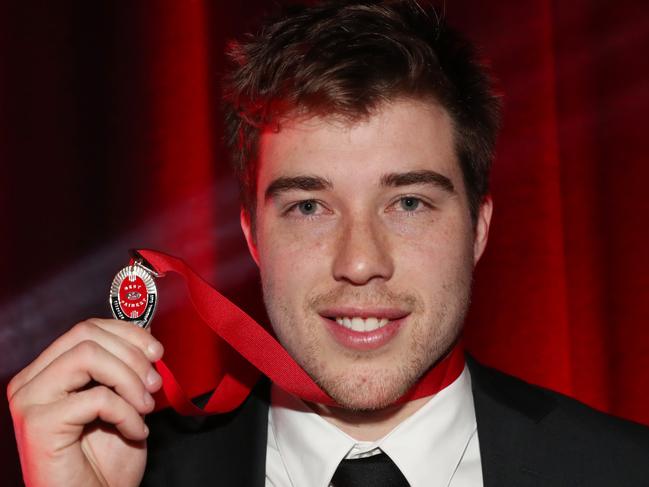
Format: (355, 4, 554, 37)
(223, 0, 501, 226)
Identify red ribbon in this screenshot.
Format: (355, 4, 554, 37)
(136, 249, 465, 416)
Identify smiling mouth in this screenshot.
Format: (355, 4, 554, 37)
(320, 310, 409, 351)
(319, 307, 410, 333)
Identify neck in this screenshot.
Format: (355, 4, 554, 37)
(307, 395, 432, 441)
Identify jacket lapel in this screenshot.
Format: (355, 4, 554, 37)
(467, 356, 571, 487)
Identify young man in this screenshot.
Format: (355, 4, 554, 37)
(9, 2, 649, 486)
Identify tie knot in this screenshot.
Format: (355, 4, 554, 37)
(331, 451, 409, 486)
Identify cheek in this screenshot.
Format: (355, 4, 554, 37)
(390, 216, 475, 296)
(391, 214, 473, 259)
(384, 214, 437, 239)
(257, 222, 333, 294)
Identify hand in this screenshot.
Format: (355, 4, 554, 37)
(7, 318, 164, 487)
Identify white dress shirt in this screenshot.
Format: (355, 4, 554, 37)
(266, 366, 483, 487)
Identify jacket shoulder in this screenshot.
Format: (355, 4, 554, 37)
(467, 356, 649, 486)
(141, 380, 270, 487)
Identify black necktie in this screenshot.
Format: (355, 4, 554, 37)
(330, 451, 410, 487)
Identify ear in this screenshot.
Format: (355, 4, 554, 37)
(240, 208, 260, 267)
(473, 195, 493, 265)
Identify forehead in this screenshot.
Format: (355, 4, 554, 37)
(256, 99, 461, 190)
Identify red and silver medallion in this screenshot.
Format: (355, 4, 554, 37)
(109, 259, 157, 328)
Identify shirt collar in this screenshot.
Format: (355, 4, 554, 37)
(270, 365, 477, 487)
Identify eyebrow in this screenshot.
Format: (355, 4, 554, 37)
(264, 175, 333, 201)
(264, 169, 455, 201)
(380, 170, 455, 193)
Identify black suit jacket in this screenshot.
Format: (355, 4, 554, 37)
(142, 357, 649, 486)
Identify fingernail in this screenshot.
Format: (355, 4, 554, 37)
(143, 424, 149, 436)
(147, 342, 163, 359)
(144, 392, 155, 409)
(146, 368, 161, 387)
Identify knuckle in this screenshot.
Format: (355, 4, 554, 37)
(90, 385, 113, 407)
(7, 387, 25, 415)
(7, 383, 35, 418)
(6, 373, 22, 401)
(75, 339, 101, 360)
(127, 326, 149, 346)
(123, 345, 146, 372)
(72, 320, 97, 339)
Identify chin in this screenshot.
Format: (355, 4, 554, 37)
(319, 366, 415, 411)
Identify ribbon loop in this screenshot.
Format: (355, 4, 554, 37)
(135, 249, 465, 415)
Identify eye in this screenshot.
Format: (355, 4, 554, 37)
(284, 199, 329, 218)
(399, 197, 421, 211)
(297, 200, 318, 215)
(385, 195, 433, 215)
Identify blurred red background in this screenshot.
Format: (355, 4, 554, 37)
(2, 1, 648, 484)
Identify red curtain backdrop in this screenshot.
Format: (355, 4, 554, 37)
(1, 1, 648, 484)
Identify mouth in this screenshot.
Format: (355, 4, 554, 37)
(318, 308, 410, 351)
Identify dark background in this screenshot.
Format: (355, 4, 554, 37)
(2, 1, 648, 484)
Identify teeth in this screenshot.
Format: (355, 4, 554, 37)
(334, 316, 390, 332)
(352, 317, 365, 331)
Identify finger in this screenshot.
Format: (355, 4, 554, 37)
(66, 385, 150, 441)
(89, 318, 164, 359)
(71, 321, 163, 393)
(23, 386, 149, 444)
(16, 340, 155, 415)
(8, 319, 163, 399)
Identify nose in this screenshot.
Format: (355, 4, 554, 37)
(332, 214, 394, 285)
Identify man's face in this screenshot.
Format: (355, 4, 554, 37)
(241, 99, 491, 410)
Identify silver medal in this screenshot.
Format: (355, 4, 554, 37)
(109, 258, 158, 328)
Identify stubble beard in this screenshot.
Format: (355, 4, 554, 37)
(313, 297, 467, 411)
(262, 277, 472, 411)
